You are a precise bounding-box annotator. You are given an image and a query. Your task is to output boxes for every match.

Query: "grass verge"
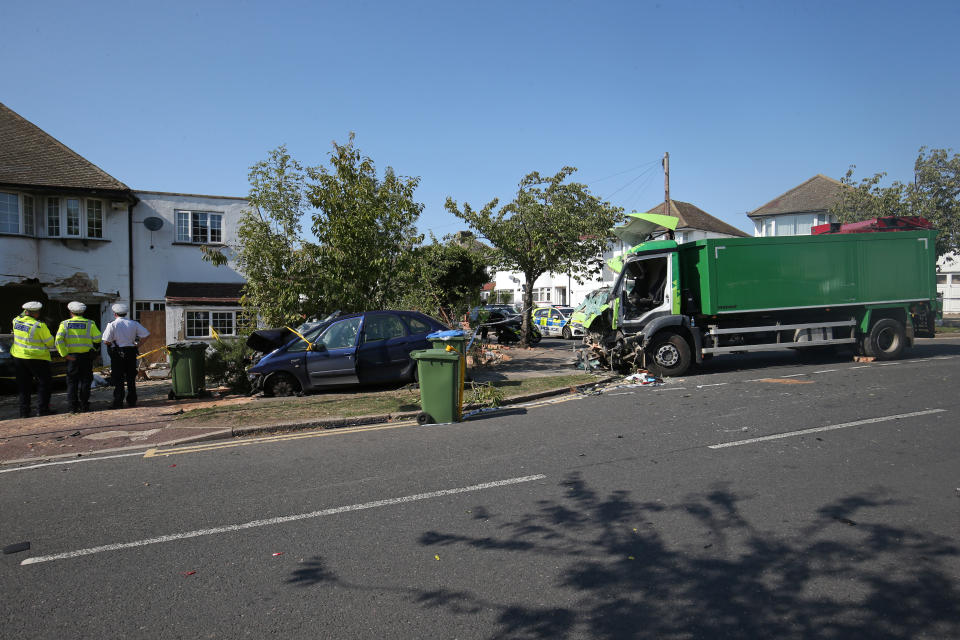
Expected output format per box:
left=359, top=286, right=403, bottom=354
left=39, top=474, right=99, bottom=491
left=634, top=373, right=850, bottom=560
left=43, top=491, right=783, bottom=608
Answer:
left=176, top=373, right=598, bottom=428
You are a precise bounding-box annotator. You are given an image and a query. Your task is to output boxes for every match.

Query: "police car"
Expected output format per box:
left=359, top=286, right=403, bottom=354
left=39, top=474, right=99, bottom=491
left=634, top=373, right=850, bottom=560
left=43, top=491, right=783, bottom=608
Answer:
left=531, top=306, right=584, bottom=339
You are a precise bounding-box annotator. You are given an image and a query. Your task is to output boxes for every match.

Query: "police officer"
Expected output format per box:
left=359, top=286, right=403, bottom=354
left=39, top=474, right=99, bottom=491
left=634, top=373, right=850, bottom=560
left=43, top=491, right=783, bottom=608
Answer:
left=55, top=301, right=102, bottom=413
left=11, top=301, right=56, bottom=418
left=101, top=303, right=150, bottom=409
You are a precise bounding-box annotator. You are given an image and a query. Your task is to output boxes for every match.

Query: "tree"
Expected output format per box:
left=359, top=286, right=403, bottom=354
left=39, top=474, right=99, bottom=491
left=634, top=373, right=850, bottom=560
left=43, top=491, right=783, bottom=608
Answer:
left=307, top=133, right=424, bottom=312
left=446, top=167, right=623, bottom=345
left=204, top=145, right=321, bottom=328
left=400, top=234, right=490, bottom=323
left=831, top=147, right=960, bottom=262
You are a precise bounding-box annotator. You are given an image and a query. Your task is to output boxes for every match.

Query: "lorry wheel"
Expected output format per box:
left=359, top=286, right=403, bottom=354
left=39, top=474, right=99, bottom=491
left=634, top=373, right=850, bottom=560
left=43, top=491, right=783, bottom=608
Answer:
left=864, top=318, right=906, bottom=360
left=646, top=333, right=692, bottom=377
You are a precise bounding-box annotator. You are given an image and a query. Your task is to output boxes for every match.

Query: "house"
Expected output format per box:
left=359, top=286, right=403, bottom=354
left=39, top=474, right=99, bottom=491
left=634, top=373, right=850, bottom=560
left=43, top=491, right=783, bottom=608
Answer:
left=747, top=174, right=845, bottom=237
left=0, top=102, right=247, bottom=358
left=486, top=200, right=749, bottom=308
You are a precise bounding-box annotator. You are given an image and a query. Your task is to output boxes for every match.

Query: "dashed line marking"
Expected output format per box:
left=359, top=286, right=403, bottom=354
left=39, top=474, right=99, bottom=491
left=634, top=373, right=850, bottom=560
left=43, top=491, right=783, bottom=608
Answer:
left=813, top=369, right=838, bottom=374
left=0, top=452, right=145, bottom=474
left=708, top=409, right=947, bottom=449
left=848, top=365, right=871, bottom=369
left=697, top=383, right=728, bottom=389
left=20, top=473, right=547, bottom=565
left=781, top=373, right=807, bottom=378
left=877, top=362, right=900, bottom=366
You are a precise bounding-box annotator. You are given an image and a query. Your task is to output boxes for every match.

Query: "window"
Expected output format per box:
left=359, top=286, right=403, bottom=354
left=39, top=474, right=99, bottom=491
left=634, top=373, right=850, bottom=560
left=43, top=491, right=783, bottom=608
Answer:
left=534, top=287, right=551, bottom=303
left=937, top=274, right=949, bottom=285
left=0, top=192, right=18, bottom=233
left=47, top=197, right=60, bottom=236
left=135, top=301, right=166, bottom=322
left=186, top=311, right=210, bottom=338
left=66, top=198, right=81, bottom=235
left=404, top=314, right=431, bottom=334
left=319, top=317, right=362, bottom=350
left=23, top=196, right=34, bottom=236
left=87, top=200, right=102, bottom=238
left=211, top=312, right=235, bottom=336
left=763, top=218, right=775, bottom=237
left=176, top=210, right=224, bottom=244
left=363, top=314, right=406, bottom=342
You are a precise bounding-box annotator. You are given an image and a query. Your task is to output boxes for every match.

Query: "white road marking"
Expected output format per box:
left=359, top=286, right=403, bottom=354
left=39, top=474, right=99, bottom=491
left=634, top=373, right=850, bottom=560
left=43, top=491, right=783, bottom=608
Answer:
left=655, top=387, right=688, bottom=392
left=877, top=362, right=900, bottom=366
left=813, top=369, right=838, bottom=374
left=781, top=373, right=807, bottom=378
left=607, top=392, right=635, bottom=396
left=0, top=452, right=145, bottom=474
left=848, top=366, right=871, bottom=369
left=20, top=474, right=547, bottom=565
left=708, top=409, right=946, bottom=449
left=697, top=383, right=728, bottom=388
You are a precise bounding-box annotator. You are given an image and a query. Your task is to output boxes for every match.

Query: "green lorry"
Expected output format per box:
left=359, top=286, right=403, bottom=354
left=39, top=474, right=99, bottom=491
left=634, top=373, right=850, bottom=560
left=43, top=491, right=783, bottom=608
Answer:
left=577, top=214, right=940, bottom=376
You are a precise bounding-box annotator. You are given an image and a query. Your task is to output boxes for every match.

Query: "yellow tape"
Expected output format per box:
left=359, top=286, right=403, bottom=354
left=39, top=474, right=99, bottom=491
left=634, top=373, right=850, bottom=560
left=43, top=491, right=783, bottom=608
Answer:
left=285, top=325, right=314, bottom=350
left=136, top=345, right=170, bottom=360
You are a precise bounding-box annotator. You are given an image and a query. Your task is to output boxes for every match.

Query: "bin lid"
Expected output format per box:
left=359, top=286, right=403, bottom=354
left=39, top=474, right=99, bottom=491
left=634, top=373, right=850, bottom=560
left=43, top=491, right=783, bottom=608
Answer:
left=426, top=329, right=465, bottom=340
left=410, top=348, right=461, bottom=361
left=166, top=341, right=209, bottom=350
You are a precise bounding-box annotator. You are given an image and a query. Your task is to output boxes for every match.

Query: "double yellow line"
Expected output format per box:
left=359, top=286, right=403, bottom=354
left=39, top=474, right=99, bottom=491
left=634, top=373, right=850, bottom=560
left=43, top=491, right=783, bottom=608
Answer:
left=143, top=419, right=419, bottom=458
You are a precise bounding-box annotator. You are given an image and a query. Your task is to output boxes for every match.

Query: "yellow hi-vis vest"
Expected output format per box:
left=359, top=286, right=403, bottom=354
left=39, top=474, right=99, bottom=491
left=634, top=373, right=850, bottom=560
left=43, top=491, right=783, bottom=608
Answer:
left=55, top=316, right=102, bottom=356
left=11, top=314, right=54, bottom=361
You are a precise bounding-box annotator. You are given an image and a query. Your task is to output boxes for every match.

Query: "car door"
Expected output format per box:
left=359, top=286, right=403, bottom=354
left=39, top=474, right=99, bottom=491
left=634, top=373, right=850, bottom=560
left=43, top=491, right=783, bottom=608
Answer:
left=548, top=308, right=563, bottom=336
left=304, top=316, right=363, bottom=388
left=532, top=308, right=548, bottom=333
left=357, top=313, right=411, bottom=383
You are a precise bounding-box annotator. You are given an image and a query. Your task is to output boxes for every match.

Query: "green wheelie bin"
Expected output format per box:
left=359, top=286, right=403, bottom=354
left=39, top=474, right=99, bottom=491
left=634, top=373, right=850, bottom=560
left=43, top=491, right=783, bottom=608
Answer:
left=411, top=348, right=463, bottom=424
left=166, top=341, right=209, bottom=399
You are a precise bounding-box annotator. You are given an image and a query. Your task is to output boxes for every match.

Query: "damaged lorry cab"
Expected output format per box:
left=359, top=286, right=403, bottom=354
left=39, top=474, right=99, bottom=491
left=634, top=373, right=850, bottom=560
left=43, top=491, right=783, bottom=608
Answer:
left=578, top=213, right=940, bottom=377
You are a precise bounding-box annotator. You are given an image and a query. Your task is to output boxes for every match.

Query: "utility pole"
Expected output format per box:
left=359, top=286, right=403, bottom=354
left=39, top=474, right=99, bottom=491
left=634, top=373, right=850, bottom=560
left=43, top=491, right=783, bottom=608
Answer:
left=663, top=151, right=671, bottom=216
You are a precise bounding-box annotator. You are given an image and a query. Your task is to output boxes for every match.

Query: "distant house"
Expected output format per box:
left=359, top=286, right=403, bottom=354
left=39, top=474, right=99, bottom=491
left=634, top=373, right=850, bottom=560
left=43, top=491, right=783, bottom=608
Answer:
left=487, top=200, right=749, bottom=308
left=747, top=174, right=845, bottom=236
left=0, top=102, right=247, bottom=359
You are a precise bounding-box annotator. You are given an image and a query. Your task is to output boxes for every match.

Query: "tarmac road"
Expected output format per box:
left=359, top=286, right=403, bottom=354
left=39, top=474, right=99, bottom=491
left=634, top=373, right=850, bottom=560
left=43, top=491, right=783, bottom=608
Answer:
left=2, top=338, right=959, bottom=639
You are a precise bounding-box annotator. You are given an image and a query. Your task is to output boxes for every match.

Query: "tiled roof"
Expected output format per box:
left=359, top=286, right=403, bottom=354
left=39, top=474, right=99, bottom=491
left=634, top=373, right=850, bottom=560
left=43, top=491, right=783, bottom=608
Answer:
left=747, top=174, right=846, bottom=218
left=645, top=200, right=750, bottom=237
left=165, top=282, right=244, bottom=303
left=0, top=102, right=130, bottom=193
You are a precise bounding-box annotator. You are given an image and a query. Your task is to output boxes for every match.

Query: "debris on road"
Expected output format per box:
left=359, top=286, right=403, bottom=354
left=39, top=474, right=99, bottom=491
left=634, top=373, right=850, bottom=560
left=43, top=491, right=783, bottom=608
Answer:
left=3, top=541, right=30, bottom=554
left=272, top=552, right=284, bottom=557
left=182, top=570, right=196, bottom=576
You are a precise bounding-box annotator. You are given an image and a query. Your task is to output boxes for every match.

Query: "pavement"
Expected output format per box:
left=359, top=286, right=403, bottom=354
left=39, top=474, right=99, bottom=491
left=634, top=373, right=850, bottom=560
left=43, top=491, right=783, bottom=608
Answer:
left=0, top=339, right=587, bottom=464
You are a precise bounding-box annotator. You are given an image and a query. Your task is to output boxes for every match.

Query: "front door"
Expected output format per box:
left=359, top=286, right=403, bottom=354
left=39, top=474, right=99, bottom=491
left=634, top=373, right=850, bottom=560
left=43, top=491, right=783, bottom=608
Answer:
left=305, top=316, right=363, bottom=388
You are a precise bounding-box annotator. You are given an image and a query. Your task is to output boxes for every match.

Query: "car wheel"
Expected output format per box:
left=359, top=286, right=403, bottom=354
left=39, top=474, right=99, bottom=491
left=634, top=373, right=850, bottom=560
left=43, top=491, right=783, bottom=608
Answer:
left=645, top=332, right=691, bottom=377
left=264, top=372, right=300, bottom=397
left=562, top=326, right=572, bottom=340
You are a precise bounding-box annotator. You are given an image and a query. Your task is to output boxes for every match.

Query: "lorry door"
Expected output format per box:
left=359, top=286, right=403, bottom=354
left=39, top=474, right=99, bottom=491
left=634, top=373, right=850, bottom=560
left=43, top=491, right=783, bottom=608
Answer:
left=618, top=254, right=673, bottom=329
left=305, top=316, right=362, bottom=387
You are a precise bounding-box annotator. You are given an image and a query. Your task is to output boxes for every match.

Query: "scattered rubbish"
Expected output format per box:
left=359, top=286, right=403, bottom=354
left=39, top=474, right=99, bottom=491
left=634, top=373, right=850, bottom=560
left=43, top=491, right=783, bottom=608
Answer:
left=91, top=373, right=110, bottom=388
left=182, top=570, right=196, bottom=576
left=853, top=356, right=876, bottom=363
left=169, top=464, right=177, bottom=468
left=272, top=552, right=284, bottom=557
left=836, top=517, right=857, bottom=526
left=144, top=483, right=150, bottom=486
left=703, top=543, right=713, bottom=549
left=617, top=435, right=623, bottom=439
left=816, top=437, right=823, bottom=441
left=434, top=555, right=440, bottom=561
left=578, top=453, right=585, bottom=457
left=3, top=541, right=30, bottom=555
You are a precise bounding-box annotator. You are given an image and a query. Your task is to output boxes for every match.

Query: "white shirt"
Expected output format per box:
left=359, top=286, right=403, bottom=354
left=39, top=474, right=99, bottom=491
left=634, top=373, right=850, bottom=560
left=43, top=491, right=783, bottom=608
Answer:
left=102, top=316, right=150, bottom=347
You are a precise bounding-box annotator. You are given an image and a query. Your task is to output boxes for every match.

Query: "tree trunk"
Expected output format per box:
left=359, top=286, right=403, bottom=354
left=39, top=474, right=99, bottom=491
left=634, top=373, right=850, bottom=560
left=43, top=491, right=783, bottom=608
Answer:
left=521, top=271, right=537, bottom=347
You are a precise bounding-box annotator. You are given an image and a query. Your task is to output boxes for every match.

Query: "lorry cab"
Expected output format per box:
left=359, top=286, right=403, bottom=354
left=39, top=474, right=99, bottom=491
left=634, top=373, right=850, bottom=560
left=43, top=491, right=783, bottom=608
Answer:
left=615, top=247, right=675, bottom=330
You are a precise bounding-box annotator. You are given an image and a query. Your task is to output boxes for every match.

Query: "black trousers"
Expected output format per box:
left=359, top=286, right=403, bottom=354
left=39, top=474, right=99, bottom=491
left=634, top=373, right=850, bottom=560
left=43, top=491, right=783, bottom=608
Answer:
left=111, top=347, right=140, bottom=407
left=66, top=352, right=95, bottom=410
left=15, top=358, right=52, bottom=417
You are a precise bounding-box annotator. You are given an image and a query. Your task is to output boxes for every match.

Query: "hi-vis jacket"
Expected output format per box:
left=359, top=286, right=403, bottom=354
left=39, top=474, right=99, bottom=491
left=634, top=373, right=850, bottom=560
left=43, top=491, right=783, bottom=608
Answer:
left=55, top=316, right=102, bottom=356
left=11, top=314, right=55, bottom=361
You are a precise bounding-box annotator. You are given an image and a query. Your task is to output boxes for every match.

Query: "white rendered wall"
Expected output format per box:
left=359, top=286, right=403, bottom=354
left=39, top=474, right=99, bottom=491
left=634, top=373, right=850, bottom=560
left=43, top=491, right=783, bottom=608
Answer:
left=131, top=192, right=247, bottom=302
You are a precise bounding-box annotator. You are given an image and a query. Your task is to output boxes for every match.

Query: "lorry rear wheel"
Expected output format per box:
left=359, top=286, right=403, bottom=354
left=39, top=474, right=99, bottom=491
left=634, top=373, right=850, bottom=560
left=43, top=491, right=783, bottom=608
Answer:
left=646, top=333, right=691, bottom=377
left=864, top=318, right=906, bottom=360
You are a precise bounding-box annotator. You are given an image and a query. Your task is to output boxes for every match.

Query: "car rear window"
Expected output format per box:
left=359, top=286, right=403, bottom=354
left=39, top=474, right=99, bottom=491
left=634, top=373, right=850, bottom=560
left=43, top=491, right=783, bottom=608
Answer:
left=405, top=314, right=433, bottom=335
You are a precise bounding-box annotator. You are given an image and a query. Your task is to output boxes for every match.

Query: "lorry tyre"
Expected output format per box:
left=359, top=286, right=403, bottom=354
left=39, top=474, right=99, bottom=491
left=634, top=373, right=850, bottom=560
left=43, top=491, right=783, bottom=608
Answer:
left=864, top=318, right=906, bottom=360
left=646, top=332, right=691, bottom=377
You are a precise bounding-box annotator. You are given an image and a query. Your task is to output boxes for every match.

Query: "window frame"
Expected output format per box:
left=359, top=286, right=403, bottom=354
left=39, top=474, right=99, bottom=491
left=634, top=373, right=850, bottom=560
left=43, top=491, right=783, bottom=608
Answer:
left=185, top=308, right=243, bottom=339
left=0, top=192, right=20, bottom=234
left=175, top=209, right=225, bottom=245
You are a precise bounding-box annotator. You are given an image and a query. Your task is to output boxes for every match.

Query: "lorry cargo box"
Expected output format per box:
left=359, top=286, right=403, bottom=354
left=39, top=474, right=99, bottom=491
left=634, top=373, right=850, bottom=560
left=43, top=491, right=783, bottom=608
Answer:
left=680, top=230, right=938, bottom=316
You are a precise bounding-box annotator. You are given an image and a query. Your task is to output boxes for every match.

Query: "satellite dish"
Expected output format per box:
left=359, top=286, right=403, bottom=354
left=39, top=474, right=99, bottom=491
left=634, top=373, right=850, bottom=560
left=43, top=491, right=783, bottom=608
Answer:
left=143, top=217, right=164, bottom=231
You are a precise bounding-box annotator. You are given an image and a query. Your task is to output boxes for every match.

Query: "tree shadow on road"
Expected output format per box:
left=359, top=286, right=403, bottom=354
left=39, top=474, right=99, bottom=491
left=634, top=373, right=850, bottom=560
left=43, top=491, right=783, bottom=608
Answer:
left=414, top=473, right=960, bottom=639
left=285, top=473, right=960, bottom=638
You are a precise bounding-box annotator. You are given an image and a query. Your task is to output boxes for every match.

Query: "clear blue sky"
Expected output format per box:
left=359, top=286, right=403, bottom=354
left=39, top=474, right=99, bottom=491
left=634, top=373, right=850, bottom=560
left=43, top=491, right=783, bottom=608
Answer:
left=5, top=0, right=959, bottom=237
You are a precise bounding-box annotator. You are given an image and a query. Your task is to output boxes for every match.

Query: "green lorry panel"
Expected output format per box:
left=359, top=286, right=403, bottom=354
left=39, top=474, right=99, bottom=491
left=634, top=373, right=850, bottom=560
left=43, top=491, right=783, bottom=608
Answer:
left=671, top=253, right=680, bottom=315
left=682, top=231, right=937, bottom=316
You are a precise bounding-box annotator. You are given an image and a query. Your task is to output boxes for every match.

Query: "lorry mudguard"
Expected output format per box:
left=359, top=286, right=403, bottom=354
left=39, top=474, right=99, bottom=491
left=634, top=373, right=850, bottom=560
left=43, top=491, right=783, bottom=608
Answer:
left=640, top=315, right=703, bottom=363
